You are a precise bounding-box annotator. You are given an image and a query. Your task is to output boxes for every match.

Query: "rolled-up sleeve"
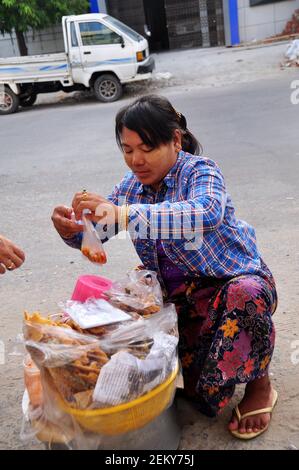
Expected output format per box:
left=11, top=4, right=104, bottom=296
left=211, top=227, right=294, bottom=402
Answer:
left=127, top=166, right=226, bottom=242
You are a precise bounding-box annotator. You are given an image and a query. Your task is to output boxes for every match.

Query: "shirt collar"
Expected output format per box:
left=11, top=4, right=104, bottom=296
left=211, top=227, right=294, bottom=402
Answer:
left=136, top=150, right=185, bottom=195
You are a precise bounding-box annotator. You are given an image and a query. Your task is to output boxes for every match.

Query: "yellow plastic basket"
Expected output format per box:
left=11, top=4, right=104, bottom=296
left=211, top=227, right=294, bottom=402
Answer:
left=58, top=363, right=179, bottom=436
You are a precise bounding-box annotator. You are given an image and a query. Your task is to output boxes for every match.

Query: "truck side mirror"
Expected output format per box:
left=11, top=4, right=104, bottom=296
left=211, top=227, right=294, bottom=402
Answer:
left=120, top=36, right=125, bottom=48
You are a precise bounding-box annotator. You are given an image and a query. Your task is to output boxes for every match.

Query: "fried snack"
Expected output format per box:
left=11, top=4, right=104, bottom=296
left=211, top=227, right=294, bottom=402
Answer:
left=24, top=311, right=72, bottom=342
left=125, top=338, right=154, bottom=359
left=107, top=296, right=160, bottom=317
left=81, top=247, right=107, bottom=265
left=47, top=347, right=109, bottom=404
left=105, top=270, right=162, bottom=317
left=24, top=312, right=109, bottom=407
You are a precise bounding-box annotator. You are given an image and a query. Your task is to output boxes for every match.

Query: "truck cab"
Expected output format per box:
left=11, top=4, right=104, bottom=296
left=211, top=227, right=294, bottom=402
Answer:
left=64, top=14, right=154, bottom=99
left=0, top=13, right=155, bottom=115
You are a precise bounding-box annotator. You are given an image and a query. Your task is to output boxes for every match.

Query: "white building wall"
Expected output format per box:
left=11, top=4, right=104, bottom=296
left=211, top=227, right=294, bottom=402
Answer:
left=238, top=0, right=299, bottom=42
left=0, top=25, right=64, bottom=58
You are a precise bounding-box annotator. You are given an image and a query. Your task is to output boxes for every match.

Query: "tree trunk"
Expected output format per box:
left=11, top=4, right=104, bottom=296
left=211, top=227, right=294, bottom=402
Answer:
left=16, top=30, right=28, bottom=56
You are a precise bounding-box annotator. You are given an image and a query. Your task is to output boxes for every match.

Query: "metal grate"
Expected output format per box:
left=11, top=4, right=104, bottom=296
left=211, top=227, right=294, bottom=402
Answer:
left=207, top=0, right=225, bottom=47
left=165, top=0, right=202, bottom=49
left=106, top=0, right=225, bottom=50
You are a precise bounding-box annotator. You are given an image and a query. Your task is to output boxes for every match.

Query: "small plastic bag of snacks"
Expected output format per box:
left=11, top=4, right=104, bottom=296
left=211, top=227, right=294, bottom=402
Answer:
left=81, top=214, right=107, bottom=265
left=106, top=269, right=163, bottom=316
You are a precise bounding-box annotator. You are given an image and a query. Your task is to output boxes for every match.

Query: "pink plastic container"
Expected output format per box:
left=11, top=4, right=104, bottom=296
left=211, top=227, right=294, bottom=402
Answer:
left=71, top=275, right=113, bottom=303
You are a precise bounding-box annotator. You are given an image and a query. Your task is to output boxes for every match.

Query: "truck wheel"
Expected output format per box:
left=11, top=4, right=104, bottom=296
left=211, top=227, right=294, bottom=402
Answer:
left=20, top=93, right=37, bottom=107
left=0, top=87, right=20, bottom=115
left=93, top=74, right=122, bottom=103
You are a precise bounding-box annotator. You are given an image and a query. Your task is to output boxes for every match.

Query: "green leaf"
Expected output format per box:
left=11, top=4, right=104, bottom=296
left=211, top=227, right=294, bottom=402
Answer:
left=0, top=0, right=89, bottom=37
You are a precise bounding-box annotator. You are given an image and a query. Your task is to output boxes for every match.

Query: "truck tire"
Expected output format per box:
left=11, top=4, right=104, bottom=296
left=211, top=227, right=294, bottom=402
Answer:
left=20, top=93, right=37, bottom=107
left=93, top=74, right=122, bottom=103
left=0, top=86, right=20, bottom=115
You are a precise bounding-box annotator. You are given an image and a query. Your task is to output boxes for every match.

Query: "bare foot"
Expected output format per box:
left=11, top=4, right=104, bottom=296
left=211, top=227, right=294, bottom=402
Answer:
left=228, top=375, right=276, bottom=435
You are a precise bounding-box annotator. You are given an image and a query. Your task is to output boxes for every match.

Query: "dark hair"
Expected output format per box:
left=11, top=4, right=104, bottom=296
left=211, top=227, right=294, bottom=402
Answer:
left=115, top=94, right=202, bottom=155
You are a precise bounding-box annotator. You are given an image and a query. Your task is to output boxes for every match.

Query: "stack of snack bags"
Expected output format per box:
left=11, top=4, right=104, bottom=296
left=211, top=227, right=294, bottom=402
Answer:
left=21, top=269, right=179, bottom=449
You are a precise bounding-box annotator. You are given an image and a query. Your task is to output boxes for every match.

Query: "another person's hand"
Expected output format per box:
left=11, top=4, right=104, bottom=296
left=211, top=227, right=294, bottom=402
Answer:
left=0, top=235, right=25, bottom=274
left=72, top=192, right=120, bottom=225
left=51, top=205, right=83, bottom=239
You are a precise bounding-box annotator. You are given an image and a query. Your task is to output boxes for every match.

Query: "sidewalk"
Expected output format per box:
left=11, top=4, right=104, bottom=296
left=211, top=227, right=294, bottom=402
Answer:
left=37, top=41, right=296, bottom=106
left=151, top=41, right=294, bottom=89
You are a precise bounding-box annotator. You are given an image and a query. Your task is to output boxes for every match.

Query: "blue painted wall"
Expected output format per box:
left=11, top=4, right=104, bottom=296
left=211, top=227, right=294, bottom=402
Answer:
left=229, top=0, right=240, bottom=45
left=90, top=0, right=100, bottom=13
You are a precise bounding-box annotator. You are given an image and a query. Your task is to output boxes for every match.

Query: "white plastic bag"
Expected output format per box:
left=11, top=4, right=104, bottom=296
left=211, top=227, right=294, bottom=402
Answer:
left=285, top=39, right=299, bottom=61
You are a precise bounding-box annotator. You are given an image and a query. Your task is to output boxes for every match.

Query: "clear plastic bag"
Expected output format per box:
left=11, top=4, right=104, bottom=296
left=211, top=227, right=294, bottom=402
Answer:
left=20, top=304, right=179, bottom=449
left=93, top=332, right=178, bottom=408
left=81, top=214, right=107, bottom=265
left=106, top=269, right=163, bottom=316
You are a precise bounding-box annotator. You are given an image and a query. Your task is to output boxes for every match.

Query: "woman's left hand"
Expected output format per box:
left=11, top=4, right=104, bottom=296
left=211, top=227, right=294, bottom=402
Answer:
left=72, top=191, right=120, bottom=225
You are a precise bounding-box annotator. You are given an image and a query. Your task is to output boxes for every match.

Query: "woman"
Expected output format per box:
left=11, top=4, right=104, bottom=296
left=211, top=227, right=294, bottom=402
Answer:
left=52, top=95, right=278, bottom=440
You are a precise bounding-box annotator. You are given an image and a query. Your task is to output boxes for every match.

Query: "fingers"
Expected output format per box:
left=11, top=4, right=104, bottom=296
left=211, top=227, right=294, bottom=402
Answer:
left=72, top=193, right=107, bottom=220
left=84, top=213, right=105, bottom=224
left=8, top=251, right=24, bottom=269
left=0, top=236, right=25, bottom=272
left=74, top=200, right=106, bottom=221
left=54, top=205, right=73, bottom=219
left=52, top=205, right=83, bottom=238
left=13, top=245, right=25, bottom=262
left=72, top=192, right=91, bottom=216
left=73, top=201, right=95, bottom=220
left=0, top=250, right=23, bottom=271
left=56, top=214, right=82, bottom=232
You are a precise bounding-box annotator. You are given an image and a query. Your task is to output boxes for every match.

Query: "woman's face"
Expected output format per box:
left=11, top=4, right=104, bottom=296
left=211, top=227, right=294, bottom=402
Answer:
left=121, top=127, right=181, bottom=189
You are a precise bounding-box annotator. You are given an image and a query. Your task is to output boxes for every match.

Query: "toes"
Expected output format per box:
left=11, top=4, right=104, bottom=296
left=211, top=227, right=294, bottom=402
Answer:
left=238, top=420, right=247, bottom=434
left=230, top=410, right=272, bottom=436
left=239, top=426, right=247, bottom=434
left=260, top=416, right=270, bottom=429
left=245, top=418, right=254, bottom=433
left=228, top=413, right=239, bottom=431
left=239, top=415, right=270, bottom=434
left=238, top=418, right=256, bottom=434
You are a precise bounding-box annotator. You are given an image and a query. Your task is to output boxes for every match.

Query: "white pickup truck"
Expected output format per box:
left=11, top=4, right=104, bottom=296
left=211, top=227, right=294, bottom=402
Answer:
left=0, top=13, right=155, bottom=115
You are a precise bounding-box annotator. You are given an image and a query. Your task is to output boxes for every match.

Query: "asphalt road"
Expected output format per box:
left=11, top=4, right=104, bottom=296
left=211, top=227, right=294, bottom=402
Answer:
left=0, top=70, right=298, bottom=450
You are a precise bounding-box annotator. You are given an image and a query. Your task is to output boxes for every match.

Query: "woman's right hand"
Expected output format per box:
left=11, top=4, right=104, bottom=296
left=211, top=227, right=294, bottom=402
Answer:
left=51, top=205, right=83, bottom=239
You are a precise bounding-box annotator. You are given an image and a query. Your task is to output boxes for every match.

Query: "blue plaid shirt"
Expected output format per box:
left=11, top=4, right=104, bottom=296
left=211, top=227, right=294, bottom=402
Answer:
left=64, top=151, right=272, bottom=282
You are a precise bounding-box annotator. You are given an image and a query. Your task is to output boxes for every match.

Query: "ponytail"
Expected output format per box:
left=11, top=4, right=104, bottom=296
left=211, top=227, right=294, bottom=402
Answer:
left=116, top=95, right=203, bottom=155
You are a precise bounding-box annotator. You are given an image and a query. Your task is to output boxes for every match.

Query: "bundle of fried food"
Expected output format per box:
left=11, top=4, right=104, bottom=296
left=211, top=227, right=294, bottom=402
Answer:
left=106, top=270, right=163, bottom=317
left=24, top=312, right=109, bottom=409
left=107, top=293, right=160, bottom=317
left=23, top=311, right=156, bottom=409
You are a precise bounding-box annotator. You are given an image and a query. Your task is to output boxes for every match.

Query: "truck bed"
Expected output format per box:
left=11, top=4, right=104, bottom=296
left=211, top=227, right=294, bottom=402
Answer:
left=0, top=52, right=71, bottom=83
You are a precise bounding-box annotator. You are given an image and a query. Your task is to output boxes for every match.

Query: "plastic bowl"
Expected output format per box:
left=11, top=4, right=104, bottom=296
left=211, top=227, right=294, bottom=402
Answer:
left=71, top=275, right=113, bottom=303
left=58, top=363, right=179, bottom=436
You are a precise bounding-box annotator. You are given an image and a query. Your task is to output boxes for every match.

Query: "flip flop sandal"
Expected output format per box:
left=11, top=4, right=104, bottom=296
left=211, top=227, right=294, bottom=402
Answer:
left=230, top=389, right=278, bottom=440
